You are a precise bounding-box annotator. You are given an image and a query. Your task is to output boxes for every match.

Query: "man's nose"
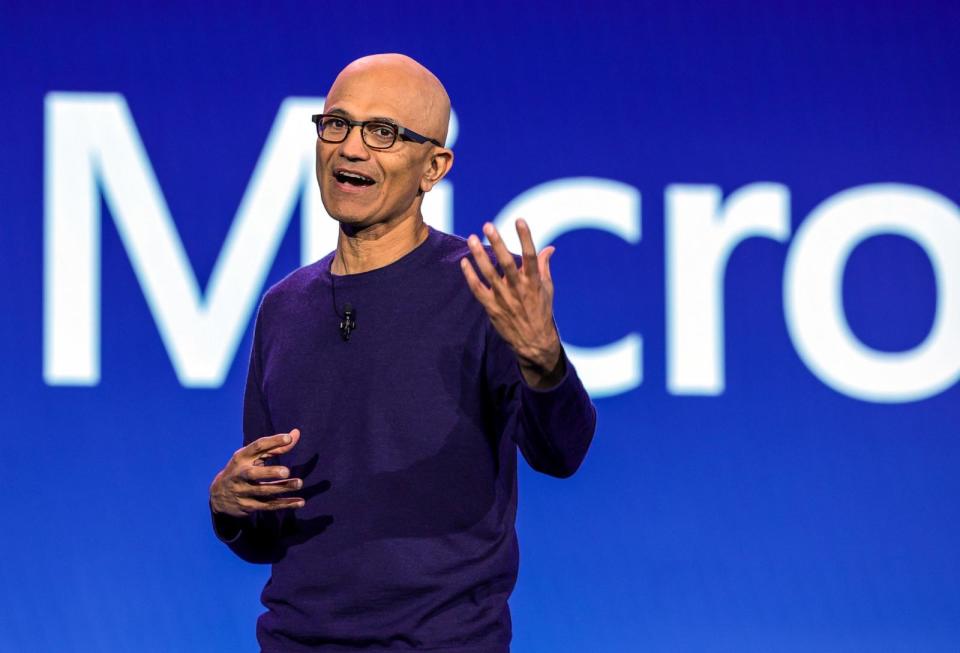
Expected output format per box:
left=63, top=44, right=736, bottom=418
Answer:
left=339, top=125, right=370, bottom=160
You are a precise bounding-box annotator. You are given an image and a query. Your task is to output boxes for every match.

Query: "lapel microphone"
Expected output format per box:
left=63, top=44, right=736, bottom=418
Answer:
left=331, top=255, right=356, bottom=342
left=339, top=303, right=356, bottom=341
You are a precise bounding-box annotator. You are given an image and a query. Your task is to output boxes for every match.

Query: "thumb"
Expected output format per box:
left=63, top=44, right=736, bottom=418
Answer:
left=287, top=428, right=301, bottom=448
left=274, top=428, right=301, bottom=455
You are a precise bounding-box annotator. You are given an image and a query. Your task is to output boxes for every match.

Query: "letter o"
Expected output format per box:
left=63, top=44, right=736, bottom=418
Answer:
left=784, top=184, right=960, bottom=402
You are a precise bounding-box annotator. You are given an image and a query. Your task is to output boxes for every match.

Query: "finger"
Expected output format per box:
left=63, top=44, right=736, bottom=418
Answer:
left=244, top=432, right=292, bottom=460
left=460, top=257, right=495, bottom=308
left=242, top=496, right=305, bottom=512
left=243, top=464, right=291, bottom=482
left=516, top=219, right=540, bottom=281
left=256, top=478, right=302, bottom=487
left=241, top=477, right=303, bottom=497
left=267, top=428, right=300, bottom=456
left=538, top=246, right=556, bottom=285
left=483, top=222, right=519, bottom=286
left=242, top=429, right=300, bottom=462
left=466, top=234, right=503, bottom=288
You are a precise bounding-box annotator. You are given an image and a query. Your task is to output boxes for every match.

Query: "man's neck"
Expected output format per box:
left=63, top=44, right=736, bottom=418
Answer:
left=331, top=213, right=429, bottom=276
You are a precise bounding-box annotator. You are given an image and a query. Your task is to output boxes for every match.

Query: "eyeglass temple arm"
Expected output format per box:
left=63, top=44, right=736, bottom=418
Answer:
left=397, top=126, right=442, bottom=147
left=311, top=114, right=442, bottom=147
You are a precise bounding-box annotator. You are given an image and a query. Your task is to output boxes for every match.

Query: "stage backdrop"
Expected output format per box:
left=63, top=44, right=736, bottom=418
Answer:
left=2, top=2, right=959, bottom=651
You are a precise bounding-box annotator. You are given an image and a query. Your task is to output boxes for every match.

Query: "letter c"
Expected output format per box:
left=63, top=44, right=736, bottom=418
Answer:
left=493, top=177, right=642, bottom=398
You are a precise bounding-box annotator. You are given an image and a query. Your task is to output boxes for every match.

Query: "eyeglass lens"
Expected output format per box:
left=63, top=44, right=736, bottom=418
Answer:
left=319, top=116, right=398, bottom=149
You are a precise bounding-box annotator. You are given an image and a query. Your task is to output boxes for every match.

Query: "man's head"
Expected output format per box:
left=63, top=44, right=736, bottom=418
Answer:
left=316, top=53, right=453, bottom=231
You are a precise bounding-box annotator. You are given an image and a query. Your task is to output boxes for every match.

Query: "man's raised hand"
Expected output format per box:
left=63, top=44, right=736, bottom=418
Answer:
left=460, top=219, right=565, bottom=389
left=209, top=429, right=305, bottom=518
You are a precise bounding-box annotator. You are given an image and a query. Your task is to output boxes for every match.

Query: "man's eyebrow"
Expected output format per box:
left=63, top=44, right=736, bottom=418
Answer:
left=325, top=107, right=400, bottom=124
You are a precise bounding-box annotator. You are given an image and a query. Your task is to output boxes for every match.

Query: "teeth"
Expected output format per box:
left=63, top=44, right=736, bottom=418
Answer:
left=338, top=171, right=372, bottom=182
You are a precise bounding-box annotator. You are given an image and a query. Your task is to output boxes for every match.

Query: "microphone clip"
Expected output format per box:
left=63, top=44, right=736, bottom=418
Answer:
left=339, top=303, right=356, bottom=341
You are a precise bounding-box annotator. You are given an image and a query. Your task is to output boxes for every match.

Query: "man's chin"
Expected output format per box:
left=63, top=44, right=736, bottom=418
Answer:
left=321, top=197, right=379, bottom=228
left=336, top=219, right=371, bottom=237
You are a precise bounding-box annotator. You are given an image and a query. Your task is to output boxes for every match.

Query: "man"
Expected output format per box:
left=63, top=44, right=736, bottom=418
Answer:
left=209, top=53, right=596, bottom=653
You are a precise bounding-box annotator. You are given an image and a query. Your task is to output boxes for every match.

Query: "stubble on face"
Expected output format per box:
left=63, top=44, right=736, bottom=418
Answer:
left=316, top=54, right=452, bottom=235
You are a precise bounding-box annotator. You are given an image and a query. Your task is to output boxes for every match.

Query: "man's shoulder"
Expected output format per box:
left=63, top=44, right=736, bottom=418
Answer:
left=429, top=228, right=516, bottom=269
left=261, top=254, right=333, bottom=308
left=429, top=229, right=472, bottom=267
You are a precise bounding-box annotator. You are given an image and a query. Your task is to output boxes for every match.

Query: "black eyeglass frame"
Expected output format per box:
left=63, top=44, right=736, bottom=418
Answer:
left=311, top=113, right=442, bottom=149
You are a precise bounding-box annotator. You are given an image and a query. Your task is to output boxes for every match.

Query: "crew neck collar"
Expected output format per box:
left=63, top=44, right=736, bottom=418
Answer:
left=323, top=225, right=439, bottom=287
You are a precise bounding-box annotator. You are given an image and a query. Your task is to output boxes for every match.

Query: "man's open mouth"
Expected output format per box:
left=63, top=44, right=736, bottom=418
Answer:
left=334, top=170, right=376, bottom=187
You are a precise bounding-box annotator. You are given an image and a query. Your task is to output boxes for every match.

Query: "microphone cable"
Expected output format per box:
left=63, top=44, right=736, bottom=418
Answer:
left=330, top=257, right=356, bottom=341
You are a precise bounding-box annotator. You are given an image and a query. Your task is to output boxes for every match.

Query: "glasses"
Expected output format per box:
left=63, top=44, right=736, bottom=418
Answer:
left=311, top=113, right=442, bottom=150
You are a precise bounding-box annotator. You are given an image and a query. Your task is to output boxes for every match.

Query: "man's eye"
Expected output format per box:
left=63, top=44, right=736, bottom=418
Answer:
left=369, top=124, right=395, bottom=138
left=324, top=118, right=347, bottom=130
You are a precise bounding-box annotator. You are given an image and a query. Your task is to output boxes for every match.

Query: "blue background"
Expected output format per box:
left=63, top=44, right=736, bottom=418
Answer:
left=2, top=2, right=959, bottom=651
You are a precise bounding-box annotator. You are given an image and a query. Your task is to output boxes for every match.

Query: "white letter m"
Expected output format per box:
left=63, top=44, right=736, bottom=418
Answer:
left=44, top=92, right=328, bottom=387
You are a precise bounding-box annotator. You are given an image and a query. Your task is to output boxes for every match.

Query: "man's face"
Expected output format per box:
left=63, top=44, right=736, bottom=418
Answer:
left=316, top=68, right=440, bottom=230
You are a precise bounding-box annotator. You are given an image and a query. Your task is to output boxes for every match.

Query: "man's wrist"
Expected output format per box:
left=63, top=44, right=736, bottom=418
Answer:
left=210, top=501, right=248, bottom=542
left=518, top=341, right=566, bottom=389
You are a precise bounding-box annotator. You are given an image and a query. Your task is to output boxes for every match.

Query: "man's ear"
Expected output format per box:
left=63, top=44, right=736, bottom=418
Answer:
left=420, top=148, right=454, bottom=193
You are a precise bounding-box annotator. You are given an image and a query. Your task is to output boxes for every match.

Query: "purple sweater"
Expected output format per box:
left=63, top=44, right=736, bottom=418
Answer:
left=213, top=227, right=596, bottom=652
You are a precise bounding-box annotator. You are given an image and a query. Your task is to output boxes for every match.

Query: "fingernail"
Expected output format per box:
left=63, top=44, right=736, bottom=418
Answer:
left=283, top=434, right=291, bottom=444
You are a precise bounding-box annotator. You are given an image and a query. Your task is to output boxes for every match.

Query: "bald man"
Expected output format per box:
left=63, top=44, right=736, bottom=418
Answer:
left=209, top=54, right=596, bottom=653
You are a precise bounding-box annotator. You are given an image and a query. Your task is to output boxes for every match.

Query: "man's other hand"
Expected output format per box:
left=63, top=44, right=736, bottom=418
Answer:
left=460, top=219, right=565, bottom=389
left=209, top=429, right=305, bottom=517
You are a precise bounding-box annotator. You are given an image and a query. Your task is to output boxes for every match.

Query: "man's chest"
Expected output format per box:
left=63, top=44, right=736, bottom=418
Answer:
left=258, top=282, right=492, bottom=478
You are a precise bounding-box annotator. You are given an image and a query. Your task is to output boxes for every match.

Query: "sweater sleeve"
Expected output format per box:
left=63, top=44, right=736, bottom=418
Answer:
left=210, top=299, right=288, bottom=564
left=485, top=323, right=597, bottom=478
